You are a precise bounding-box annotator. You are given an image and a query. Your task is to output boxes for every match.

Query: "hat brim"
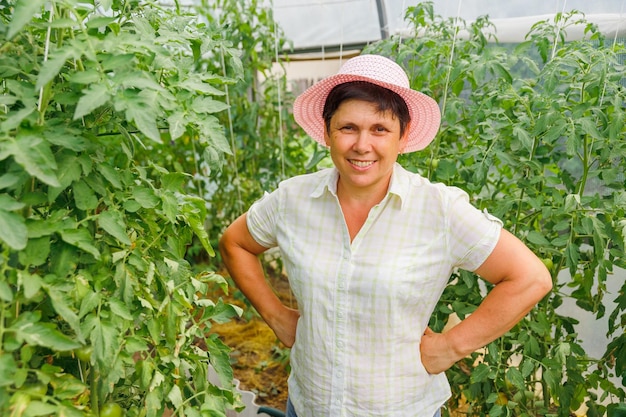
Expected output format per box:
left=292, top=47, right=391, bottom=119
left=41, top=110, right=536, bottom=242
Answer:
left=293, top=73, right=441, bottom=153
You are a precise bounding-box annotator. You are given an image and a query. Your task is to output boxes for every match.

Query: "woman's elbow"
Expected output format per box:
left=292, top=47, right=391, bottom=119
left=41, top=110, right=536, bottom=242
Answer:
left=533, top=260, right=553, bottom=300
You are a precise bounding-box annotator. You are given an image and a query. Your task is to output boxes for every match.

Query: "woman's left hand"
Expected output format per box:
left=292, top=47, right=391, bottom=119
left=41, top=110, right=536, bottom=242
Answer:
left=419, top=327, right=459, bottom=375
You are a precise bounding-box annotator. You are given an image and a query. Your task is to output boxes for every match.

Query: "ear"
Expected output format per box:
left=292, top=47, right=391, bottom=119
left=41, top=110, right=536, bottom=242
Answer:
left=398, top=122, right=410, bottom=153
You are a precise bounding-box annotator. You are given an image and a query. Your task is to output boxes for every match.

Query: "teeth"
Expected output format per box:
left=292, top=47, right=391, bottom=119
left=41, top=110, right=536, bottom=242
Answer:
left=350, top=160, right=374, bottom=167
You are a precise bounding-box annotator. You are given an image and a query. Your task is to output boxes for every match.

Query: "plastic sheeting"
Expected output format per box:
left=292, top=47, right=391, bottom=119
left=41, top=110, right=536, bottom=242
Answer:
left=272, top=0, right=626, bottom=52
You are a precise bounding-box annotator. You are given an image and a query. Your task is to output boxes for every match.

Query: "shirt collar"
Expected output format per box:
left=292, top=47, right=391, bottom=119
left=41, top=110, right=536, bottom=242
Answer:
left=310, top=163, right=411, bottom=209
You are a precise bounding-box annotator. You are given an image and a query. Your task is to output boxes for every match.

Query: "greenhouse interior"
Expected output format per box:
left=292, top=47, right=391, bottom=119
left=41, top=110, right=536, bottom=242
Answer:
left=0, top=0, right=625, bottom=416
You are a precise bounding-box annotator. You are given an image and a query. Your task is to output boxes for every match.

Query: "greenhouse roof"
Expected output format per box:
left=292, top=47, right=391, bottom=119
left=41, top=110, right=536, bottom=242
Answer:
left=270, top=0, right=626, bottom=53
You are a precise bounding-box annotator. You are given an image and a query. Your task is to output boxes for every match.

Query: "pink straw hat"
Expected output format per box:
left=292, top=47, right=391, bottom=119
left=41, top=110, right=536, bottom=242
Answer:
left=293, top=54, right=441, bottom=153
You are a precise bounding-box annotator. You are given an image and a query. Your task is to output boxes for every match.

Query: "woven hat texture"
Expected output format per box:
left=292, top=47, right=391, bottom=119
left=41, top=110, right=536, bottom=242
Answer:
left=293, top=54, right=441, bottom=153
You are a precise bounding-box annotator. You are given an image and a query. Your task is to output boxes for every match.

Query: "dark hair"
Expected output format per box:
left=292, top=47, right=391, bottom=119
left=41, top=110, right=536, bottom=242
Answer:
left=322, top=81, right=411, bottom=137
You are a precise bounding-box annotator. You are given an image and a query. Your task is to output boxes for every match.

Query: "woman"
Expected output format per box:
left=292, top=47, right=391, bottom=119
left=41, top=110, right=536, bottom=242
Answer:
left=218, top=55, right=552, bottom=417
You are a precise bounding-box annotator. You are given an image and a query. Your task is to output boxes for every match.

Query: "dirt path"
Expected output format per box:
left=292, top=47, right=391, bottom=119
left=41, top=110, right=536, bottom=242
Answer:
left=212, top=267, right=294, bottom=411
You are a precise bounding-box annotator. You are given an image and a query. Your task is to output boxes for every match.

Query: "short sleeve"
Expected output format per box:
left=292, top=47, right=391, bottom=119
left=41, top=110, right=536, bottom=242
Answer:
left=446, top=187, right=503, bottom=271
left=246, top=190, right=280, bottom=248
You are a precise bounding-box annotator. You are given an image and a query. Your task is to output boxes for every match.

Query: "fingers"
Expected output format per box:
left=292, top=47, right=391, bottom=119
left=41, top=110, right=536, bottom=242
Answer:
left=423, top=326, right=434, bottom=335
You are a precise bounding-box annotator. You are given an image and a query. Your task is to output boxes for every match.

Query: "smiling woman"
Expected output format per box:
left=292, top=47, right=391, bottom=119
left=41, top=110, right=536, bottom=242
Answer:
left=219, top=54, right=552, bottom=417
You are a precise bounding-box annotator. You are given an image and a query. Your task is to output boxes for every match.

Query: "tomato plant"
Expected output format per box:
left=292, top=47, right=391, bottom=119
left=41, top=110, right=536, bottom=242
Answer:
left=0, top=0, right=248, bottom=415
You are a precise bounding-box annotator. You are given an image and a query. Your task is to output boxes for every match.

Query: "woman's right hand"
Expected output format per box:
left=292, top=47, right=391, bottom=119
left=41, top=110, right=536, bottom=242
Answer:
left=268, top=306, right=300, bottom=347
left=219, top=214, right=300, bottom=347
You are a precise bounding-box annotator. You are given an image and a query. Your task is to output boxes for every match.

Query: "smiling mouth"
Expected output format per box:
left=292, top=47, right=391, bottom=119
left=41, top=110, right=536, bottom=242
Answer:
left=349, top=160, right=375, bottom=168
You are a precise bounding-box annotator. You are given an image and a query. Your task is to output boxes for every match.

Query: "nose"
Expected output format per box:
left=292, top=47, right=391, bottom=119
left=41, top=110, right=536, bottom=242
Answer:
left=352, top=131, right=371, bottom=153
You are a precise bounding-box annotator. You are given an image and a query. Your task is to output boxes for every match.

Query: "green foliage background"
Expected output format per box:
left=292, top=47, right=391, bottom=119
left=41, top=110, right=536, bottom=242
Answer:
left=0, top=0, right=624, bottom=416
left=0, top=0, right=256, bottom=415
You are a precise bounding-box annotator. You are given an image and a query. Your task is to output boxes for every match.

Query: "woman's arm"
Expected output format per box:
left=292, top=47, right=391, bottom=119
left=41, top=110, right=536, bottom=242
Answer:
left=420, top=228, right=553, bottom=374
left=218, top=213, right=299, bottom=347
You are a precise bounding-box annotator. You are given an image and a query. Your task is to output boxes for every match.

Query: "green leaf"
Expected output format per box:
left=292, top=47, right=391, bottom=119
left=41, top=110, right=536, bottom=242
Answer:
left=52, top=374, right=88, bottom=400
left=18, top=236, right=50, bottom=267
left=181, top=198, right=214, bottom=257
left=1, top=106, right=36, bottom=132
left=161, top=191, right=179, bottom=224
left=101, top=53, right=135, bottom=71
left=50, top=155, right=83, bottom=201
left=192, top=97, right=230, bottom=114
left=15, top=321, right=81, bottom=351
left=126, top=103, right=161, bottom=143
left=45, top=129, right=87, bottom=152
left=132, top=186, right=159, bottom=208
left=471, top=363, right=491, bottom=383
left=513, top=126, right=533, bottom=153
left=542, top=368, right=559, bottom=394
left=60, top=228, right=101, bottom=260
left=197, top=116, right=232, bottom=154
left=207, top=300, right=241, bottom=324
left=526, top=230, right=551, bottom=246
left=98, top=164, right=123, bottom=189
left=0, top=172, right=23, bottom=189
left=85, top=16, right=117, bottom=29
left=0, top=193, right=25, bottom=211
left=0, top=354, right=18, bottom=387
left=520, top=359, right=535, bottom=378
left=91, top=317, right=119, bottom=369
left=168, top=112, right=186, bottom=140
left=167, top=385, right=184, bottom=409
left=9, top=135, right=60, bottom=187
left=205, top=334, right=234, bottom=387
left=99, top=0, right=113, bottom=11
left=0, top=281, right=13, bottom=302
left=577, top=118, right=603, bottom=140
left=46, top=286, right=82, bottom=342
left=69, top=69, right=102, bottom=85
left=179, top=78, right=226, bottom=95
left=24, top=401, right=58, bottom=416
left=36, top=47, right=77, bottom=90
left=72, top=180, right=98, bottom=211
left=21, top=271, right=43, bottom=300
left=73, top=83, right=111, bottom=120
left=116, top=71, right=166, bottom=92
left=79, top=291, right=101, bottom=319
left=7, top=0, right=47, bottom=39
left=0, top=209, right=28, bottom=250
left=506, top=367, right=526, bottom=390
left=26, top=216, right=64, bottom=238
left=108, top=298, right=133, bottom=320
left=98, top=210, right=131, bottom=245
left=565, top=243, right=580, bottom=275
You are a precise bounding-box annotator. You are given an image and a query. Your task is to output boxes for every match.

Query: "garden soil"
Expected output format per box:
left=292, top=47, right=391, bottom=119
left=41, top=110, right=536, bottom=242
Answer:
left=212, top=266, right=295, bottom=412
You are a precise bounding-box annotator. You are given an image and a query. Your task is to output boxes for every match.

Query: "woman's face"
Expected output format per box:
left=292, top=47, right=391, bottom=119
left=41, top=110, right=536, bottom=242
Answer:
left=324, top=99, right=408, bottom=196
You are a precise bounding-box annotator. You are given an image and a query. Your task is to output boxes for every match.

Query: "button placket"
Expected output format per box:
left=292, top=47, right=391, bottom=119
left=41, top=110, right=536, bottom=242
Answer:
left=329, top=244, right=351, bottom=415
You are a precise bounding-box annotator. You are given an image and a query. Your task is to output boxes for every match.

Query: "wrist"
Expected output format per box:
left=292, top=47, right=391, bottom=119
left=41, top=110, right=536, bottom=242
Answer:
left=445, top=328, right=475, bottom=362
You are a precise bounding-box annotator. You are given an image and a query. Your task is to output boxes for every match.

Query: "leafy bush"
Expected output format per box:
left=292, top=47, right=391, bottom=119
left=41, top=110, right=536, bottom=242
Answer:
left=365, top=3, right=625, bottom=416
left=0, top=0, right=245, bottom=415
left=192, top=0, right=315, bottom=261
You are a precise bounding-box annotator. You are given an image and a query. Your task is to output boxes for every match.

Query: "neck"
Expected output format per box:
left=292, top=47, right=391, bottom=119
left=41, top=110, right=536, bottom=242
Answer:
left=336, top=176, right=390, bottom=209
